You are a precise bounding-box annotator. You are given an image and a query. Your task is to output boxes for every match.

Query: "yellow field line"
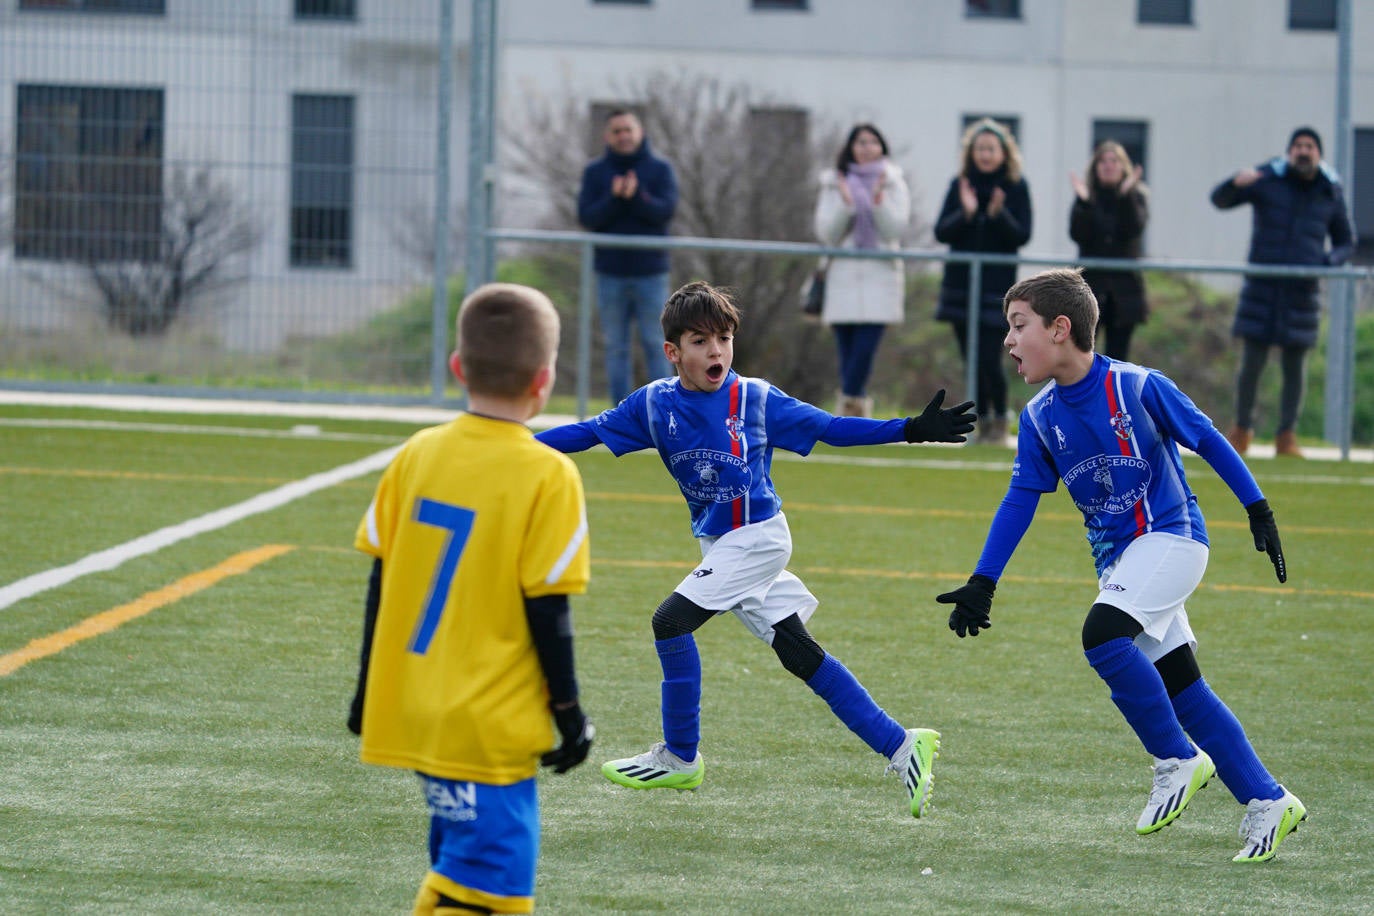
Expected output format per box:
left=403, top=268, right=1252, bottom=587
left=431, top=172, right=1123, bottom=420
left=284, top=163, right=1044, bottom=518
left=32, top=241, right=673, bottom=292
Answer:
left=0, top=544, right=295, bottom=677
left=593, top=558, right=1374, bottom=600
left=303, top=546, right=1374, bottom=601
left=581, top=491, right=1369, bottom=537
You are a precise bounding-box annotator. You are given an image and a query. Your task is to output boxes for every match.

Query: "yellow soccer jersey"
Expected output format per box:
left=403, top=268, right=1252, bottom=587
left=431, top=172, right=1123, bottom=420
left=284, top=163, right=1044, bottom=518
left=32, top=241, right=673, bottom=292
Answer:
left=354, top=413, right=590, bottom=784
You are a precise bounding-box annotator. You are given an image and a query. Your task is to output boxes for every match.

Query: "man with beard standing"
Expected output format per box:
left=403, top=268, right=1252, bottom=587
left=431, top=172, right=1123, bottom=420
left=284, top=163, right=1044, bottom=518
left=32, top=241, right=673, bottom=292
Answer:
left=578, top=109, right=679, bottom=406
left=1211, top=127, right=1353, bottom=458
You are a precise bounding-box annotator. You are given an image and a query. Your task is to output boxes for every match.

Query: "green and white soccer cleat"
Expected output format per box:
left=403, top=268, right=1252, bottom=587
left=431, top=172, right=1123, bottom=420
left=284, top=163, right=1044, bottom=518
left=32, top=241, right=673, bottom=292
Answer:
left=1136, top=750, right=1216, bottom=834
left=887, top=727, right=940, bottom=818
left=1233, top=787, right=1307, bottom=863
left=601, top=742, right=705, bottom=790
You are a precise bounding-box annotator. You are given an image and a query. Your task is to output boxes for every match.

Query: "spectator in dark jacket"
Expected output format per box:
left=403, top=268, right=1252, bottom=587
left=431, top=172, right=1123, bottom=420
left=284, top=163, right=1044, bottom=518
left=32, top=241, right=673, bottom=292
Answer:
left=935, top=118, right=1032, bottom=446
left=1070, top=140, right=1149, bottom=361
left=578, top=110, right=679, bottom=404
left=1211, top=127, right=1354, bottom=458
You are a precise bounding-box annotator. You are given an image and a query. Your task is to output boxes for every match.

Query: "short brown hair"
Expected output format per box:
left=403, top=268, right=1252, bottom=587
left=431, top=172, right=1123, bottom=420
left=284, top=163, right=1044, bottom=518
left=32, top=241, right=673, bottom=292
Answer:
left=660, top=280, right=741, bottom=344
left=1003, top=268, right=1098, bottom=352
left=457, top=283, right=560, bottom=397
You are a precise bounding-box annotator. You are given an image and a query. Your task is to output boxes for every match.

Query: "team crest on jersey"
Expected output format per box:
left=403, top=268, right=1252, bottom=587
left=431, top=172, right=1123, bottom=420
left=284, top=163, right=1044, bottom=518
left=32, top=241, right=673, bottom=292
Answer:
left=1110, top=409, right=1133, bottom=441
left=1063, top=454, right=1150, bottom=516
left=1053, top=425, right=1067, bottom=450
left=724, top=413, right=744, bottom=442
left=669, top=448, right=751, bottom=503
left=667, top=412, right=679, bottom=437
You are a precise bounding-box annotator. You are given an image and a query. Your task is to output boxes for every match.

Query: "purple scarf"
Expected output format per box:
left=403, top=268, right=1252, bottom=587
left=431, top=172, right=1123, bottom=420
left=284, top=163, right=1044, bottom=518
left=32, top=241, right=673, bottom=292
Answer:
left=844, top=159, right=886, bottom=250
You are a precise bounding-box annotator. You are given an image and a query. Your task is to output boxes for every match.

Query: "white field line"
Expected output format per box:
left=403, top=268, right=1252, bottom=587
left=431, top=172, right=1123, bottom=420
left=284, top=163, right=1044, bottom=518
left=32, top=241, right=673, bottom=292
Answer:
left=0, top=445, right=401, bottom=612
left=0, top=416, right=401, bottom=444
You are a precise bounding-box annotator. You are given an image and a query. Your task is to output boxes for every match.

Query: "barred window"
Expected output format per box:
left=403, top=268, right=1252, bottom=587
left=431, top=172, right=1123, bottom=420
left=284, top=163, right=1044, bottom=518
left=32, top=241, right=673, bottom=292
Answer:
left=1289, top=0, right=1336, bottom=30
left=295, top=0, right=357, bottom=21
left=966, top=0, right=1020, bottom=19
left=291, top=94, right=355, bottom=269
left=1138, top=0, right=1191, bottom=25
left=19, top=0, right=165, bottom=12
left=14, top=84, right=164, bottom=261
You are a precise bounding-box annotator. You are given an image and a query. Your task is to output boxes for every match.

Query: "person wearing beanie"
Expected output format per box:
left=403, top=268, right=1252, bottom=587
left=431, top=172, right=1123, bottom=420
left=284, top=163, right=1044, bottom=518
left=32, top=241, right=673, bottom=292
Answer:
left=1211, top=127, right=1353, bottom=458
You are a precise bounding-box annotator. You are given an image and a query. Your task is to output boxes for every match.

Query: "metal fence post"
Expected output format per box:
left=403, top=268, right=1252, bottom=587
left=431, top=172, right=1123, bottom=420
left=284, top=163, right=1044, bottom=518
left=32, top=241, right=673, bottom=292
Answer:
left=965, top=255, right=982, bottom=416
left=578, top=242, right=595, bottom=421
left=428, top=0, right=455, bottom=405
left=1325, top=278, right=1356, bottom=459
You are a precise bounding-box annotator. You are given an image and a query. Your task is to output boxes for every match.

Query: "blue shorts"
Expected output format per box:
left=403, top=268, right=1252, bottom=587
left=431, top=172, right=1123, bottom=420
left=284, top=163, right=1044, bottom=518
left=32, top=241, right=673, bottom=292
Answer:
left=418, top=774, right=539, bottom=905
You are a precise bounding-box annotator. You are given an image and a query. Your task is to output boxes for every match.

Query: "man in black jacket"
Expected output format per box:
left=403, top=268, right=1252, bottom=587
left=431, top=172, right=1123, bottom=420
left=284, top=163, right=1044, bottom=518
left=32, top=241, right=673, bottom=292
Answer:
left=1211, top=127, right=1354, bottom=458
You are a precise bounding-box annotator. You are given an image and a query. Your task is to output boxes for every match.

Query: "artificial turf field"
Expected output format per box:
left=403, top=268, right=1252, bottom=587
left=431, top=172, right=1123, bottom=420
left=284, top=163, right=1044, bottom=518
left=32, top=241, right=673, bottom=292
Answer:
left=1, top=402, right=1370, bottom=913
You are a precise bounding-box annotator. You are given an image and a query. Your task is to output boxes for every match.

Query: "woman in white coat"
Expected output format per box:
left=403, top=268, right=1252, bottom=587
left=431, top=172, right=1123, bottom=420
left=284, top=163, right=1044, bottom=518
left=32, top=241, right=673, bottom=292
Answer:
left=813, top=123, right=911, bottom=417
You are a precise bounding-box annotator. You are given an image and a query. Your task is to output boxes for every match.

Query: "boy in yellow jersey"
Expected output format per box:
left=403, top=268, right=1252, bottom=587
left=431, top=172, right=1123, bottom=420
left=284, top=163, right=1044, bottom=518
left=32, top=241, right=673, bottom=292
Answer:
left=348, top=283, right=595, bottom=915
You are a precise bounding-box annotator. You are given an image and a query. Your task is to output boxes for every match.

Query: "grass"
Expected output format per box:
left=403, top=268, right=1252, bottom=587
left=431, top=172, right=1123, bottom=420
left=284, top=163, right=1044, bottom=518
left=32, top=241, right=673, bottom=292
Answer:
left=1, top=403, right=1371, bottom=913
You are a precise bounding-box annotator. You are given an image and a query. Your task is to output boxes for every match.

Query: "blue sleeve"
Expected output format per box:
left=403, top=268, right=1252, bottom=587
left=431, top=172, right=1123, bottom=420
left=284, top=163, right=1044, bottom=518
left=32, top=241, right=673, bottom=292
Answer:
left=1192, top=427, right=1264, bottom=507
left=818, top=416, right=907, bottom=447
left=1140, top=370, right=1217, bottom=452
left=763, top=388, right=835, bottom=456
left=537, top=388, right=656, bottom=456
left=536, top=421, right=602, bottom=453
left=973, top=486, right=1041, bottom=581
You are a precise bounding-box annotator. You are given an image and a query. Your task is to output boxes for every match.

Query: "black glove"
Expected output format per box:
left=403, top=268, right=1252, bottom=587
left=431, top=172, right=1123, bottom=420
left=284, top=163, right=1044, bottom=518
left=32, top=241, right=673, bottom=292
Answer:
left=937, top=574, right=996, bottom=638
left=1245, top=498, right=1287, bottom=584
left=904, top=389, right=977, bottom=444
left=541, top=702, right=595, bottom=774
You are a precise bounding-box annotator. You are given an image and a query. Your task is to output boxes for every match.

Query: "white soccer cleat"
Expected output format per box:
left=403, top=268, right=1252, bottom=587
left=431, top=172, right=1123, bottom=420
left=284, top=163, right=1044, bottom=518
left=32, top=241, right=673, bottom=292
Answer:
left=1233, top=787, right=1307, bottom=863
left=1136, top=750, right=1216, bottom=834
left=886, top=727, right=940, bottom=818
left=601, top=741, right=704, bottom=790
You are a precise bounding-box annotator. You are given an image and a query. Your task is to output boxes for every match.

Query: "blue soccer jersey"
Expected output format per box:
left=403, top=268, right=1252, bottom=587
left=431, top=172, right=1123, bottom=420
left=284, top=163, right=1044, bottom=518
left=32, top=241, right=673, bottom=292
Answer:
left=544, top=371, right=833, bottom=537
left=1012, top=354, right=1218, bottom=575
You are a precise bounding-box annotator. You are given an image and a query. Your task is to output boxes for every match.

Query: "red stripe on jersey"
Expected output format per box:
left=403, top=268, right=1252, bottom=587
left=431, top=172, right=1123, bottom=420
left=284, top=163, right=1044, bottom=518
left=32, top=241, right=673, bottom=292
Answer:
left=729, top=379, right=743, bottom=529
left=1103, top=369, right=1148, bottom=537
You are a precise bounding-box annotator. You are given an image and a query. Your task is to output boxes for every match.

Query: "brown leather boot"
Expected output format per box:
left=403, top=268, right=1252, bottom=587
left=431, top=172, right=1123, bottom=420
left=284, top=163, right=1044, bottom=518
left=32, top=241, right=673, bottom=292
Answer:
left=1275, top=429, right=1304, bottom=458
left=978, top=414, right=1009, bottom=446
left=840, top=395, right=865, bottom=417
left=1226, top=426, right=1252, bottom=455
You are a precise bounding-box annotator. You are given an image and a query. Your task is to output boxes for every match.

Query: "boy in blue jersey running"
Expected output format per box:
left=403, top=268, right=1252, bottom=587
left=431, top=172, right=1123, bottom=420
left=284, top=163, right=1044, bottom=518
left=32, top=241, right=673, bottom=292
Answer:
left=537, top=280, right=975, bottom=817
left=937, top=268, right=1306, bottom=862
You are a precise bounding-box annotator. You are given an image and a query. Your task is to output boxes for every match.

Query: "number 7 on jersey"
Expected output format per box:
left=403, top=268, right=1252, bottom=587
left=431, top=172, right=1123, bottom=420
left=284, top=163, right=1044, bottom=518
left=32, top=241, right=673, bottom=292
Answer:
left=409, top=497, right=476, bottom=655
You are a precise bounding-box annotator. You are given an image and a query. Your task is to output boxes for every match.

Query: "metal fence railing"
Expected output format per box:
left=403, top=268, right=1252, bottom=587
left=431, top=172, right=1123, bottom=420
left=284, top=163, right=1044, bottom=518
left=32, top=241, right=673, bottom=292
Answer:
left=488, top=228, right=1373, bottom=460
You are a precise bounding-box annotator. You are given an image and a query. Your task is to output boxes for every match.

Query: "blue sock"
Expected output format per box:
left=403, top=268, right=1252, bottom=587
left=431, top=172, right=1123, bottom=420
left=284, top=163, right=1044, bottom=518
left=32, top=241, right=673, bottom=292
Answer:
left=1084, top=638, right=1194, bottom=760
left=1172, top=678, right=1283, bottom=804
left=806, top=654, right=906, bottom=758
left=656, top=635, right=701, bottom=761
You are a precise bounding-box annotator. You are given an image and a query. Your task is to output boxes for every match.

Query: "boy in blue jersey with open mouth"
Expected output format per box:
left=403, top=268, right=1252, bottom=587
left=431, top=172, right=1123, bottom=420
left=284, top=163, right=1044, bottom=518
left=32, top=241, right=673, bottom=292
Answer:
left=538, top=280, right=975, bottom=817
left=937, top=268, right=1306, bottom=862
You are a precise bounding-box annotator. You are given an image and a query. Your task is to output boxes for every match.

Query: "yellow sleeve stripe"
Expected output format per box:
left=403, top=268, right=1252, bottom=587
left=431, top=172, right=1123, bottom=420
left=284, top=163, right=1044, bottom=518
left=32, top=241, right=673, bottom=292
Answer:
left=544, top=508, right=587, bottom=586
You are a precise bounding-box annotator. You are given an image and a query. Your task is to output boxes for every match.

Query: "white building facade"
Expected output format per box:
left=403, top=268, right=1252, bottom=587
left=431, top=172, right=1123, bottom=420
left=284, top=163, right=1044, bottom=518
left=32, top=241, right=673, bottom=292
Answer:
left=1, top=0, right=1369, bottom=350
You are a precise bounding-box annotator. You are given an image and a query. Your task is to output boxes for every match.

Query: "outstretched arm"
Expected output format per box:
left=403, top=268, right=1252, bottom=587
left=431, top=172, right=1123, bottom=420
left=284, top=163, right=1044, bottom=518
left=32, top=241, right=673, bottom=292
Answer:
left=936, top=485, right=1041, bottom=638
left=537, top=421, right=603, bottom=453
left=1193, top=427, right=1286, bottom=583
left=817, top=390, right=976, bottom=447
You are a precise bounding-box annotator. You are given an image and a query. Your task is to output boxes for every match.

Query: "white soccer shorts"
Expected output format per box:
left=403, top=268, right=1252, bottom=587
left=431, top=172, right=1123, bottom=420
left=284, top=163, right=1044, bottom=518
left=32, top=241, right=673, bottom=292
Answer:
left=1095, top=531, right=1207, bottom=662
left=674, top=512, right=818, bottom=644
